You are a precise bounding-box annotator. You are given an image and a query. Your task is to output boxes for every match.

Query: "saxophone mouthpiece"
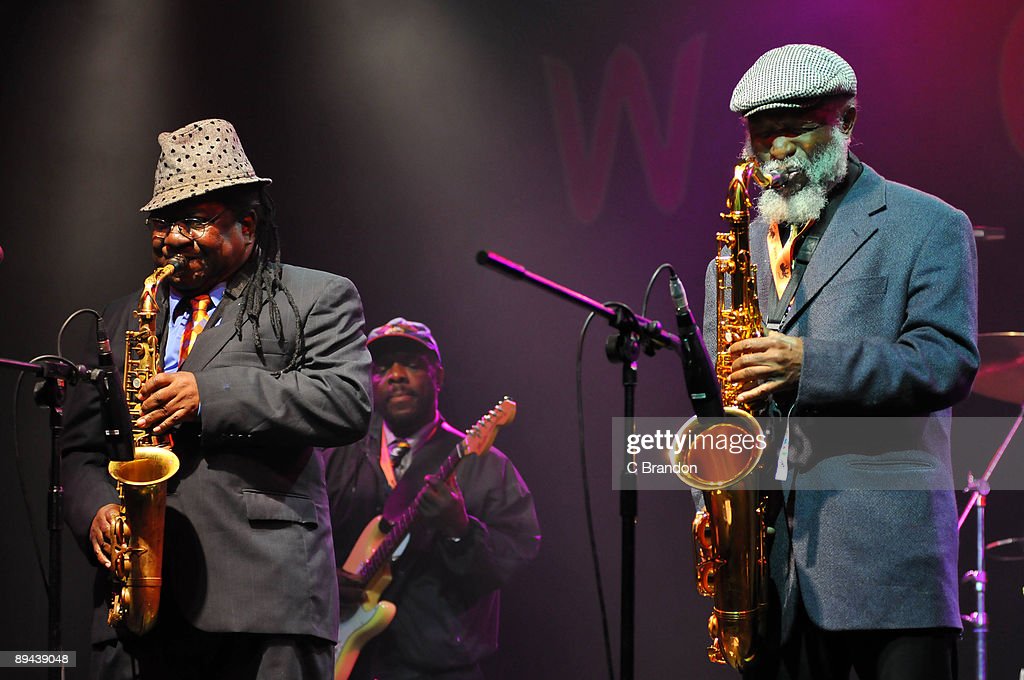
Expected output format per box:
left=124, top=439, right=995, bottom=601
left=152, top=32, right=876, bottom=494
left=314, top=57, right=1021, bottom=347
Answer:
left=764, top=168, right=800, bottom=191
left=169, top=255, right=188, bottom=272
left=742, top=159, right=799, bottom=192
left=745, top=157, right=798, bottom=191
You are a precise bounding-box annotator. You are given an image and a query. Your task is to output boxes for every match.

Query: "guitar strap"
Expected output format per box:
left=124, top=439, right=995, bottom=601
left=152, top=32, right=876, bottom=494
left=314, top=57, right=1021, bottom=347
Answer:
left=379, top=435, right=399, bottom=490
left=381, top=423, right=456, bottom=525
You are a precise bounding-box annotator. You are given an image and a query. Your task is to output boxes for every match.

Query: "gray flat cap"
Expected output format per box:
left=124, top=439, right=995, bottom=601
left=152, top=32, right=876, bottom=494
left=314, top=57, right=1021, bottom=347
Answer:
left=730, top=44, right=857, bottom=117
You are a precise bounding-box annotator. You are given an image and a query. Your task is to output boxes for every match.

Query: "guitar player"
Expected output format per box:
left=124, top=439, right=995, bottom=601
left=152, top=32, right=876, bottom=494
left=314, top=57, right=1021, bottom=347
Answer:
left=321, top=317, right=541, bottom=679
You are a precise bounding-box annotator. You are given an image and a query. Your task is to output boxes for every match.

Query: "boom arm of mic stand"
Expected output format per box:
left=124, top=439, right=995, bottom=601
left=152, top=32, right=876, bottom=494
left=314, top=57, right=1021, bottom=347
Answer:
left=476, top=250, right=681, bottom=354
left=0, top=356, right=90, bottom=383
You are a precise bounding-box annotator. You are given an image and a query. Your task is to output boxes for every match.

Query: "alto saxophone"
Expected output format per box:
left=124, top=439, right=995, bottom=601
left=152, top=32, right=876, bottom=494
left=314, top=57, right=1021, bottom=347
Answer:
left=673, top=160, right=781, bottom=671
left=106, top=257, right=184, bottom=635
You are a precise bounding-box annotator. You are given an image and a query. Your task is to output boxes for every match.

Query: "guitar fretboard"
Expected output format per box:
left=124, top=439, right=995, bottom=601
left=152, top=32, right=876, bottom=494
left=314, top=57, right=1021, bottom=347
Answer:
left=356, top=441, right=467, bottom=582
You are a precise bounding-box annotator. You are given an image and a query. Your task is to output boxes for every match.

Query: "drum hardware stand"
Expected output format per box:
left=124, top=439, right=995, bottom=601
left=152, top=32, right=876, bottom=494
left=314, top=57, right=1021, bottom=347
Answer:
left=958, top=403, right=1024, bottom=680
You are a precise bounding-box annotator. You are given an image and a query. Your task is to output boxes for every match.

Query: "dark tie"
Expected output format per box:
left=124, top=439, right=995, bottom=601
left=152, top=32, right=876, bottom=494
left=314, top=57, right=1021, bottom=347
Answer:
left=390, top=439, right=411, bottom=470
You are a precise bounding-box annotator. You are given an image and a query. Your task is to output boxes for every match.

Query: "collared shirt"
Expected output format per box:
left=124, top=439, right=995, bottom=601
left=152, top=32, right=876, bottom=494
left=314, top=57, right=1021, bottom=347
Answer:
left=382, top=412, right=441, bottom=481
left=162, top=282, right=226, bottom=373
left=765, top=154, right=864, bottom=327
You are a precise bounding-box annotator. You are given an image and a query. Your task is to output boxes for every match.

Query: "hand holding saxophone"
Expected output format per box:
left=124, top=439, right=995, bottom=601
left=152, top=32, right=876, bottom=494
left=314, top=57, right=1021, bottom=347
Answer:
left=89, top=503, right=122, bottom=569
left=728, top=331, right=804, bottom=403
left=135, top=371, right=201, bottom=433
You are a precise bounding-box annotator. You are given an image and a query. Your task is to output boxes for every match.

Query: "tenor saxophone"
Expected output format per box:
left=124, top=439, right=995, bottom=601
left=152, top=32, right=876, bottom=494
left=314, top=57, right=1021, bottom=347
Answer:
left=106, top=257, right=184, bottom=635
left=673, top=160, right=781, bottom=671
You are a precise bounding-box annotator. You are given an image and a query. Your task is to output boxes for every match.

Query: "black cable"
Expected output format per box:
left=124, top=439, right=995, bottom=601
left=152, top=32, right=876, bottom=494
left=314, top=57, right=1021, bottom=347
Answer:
left=576, top=310, right=616, bottom=680
left=57, top=308, right=100, bottom=358
left=641, top=263, right=676, bottom=318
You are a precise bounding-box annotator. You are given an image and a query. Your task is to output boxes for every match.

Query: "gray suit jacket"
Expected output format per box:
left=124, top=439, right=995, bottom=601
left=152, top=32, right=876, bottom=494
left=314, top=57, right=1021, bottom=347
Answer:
left=702, top=160, right=978, bottom=635
left=62, top=262, right=373, bottom=644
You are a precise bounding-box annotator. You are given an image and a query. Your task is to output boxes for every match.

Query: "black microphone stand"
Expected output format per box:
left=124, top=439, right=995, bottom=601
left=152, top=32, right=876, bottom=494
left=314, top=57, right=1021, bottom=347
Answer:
left=477, top=251, right=680, bottom=680
left=0, top=355, right=101, bottom=680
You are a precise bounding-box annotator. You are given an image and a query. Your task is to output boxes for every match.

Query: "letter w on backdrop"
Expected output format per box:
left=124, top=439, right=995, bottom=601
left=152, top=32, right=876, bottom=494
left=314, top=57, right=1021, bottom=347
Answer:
left=544, top=37, right=705, bottom=224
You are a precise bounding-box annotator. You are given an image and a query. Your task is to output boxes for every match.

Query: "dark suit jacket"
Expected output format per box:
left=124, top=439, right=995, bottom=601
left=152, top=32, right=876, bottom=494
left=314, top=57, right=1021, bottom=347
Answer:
left=702, top=160, right=979, bottom=635
left=62, top=261, right=373, bottom=644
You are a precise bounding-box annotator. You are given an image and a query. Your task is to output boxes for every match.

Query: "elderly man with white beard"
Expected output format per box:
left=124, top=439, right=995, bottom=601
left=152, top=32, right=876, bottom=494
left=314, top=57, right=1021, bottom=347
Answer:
left=700, top=45, right=979, bottom=680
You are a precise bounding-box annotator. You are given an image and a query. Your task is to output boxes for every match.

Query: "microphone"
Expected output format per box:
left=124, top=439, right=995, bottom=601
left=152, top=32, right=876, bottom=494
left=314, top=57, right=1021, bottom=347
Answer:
left=96, top=318, right=135, bottom=462
left=669, top=273, right=724, bottom=418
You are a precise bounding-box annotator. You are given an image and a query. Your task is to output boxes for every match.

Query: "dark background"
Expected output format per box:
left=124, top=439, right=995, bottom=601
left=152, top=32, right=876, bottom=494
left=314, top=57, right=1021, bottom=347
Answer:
left=1, top=1, right=1022, bottom=678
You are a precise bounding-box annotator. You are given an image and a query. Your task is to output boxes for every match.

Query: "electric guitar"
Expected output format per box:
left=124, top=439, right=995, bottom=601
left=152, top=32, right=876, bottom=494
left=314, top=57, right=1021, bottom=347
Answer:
left=333, top=398, right=517, bottom=680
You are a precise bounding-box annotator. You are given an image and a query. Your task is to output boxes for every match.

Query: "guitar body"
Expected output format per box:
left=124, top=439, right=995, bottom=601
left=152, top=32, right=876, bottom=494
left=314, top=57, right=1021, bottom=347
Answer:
left=334, top=516, right=396, bottom=680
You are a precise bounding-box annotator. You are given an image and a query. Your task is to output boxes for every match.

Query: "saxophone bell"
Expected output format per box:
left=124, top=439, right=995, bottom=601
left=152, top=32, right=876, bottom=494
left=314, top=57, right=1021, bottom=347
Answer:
left=107, top=447, right=179, bottom=634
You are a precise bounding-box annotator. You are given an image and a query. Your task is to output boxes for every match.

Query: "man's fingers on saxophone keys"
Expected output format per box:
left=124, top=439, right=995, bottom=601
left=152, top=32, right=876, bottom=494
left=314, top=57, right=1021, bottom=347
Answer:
left=729, top=360, right=777, bottom=381
left=728, top=333, right=803, bottom=397
left=151, top=408, right=188, bottom=434
left=138, top=372, right=172, bottom=401
left=727, top=339, right=754, bottom=356
left=91, top=541, right=110, bottom=569
left=137, top=372, right=200, bottom=430
left=729, top=364, right=777, bottom=403
left=736, top=379, right=785, bottom=403
left=90, top=504, right=120, bottom=568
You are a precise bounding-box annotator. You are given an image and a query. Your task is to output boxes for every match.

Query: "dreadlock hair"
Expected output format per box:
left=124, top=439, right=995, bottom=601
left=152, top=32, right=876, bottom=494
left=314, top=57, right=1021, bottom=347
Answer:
left=214, top=184, right=305, bottom=375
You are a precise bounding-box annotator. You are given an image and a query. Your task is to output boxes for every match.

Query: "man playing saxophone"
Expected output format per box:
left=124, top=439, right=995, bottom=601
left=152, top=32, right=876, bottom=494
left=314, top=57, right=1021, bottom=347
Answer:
left=61, top=119, right=372, bottom=679
left=703, top=45, right=978, bottom=679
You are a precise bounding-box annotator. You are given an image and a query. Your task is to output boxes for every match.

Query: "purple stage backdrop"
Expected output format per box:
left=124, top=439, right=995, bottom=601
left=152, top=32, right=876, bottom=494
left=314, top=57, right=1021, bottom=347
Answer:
left=1, top=2, right=1022, bottom=678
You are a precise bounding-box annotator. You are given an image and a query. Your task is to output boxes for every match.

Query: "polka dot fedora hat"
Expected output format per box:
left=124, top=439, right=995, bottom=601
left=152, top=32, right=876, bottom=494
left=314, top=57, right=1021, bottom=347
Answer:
left=140, top=118, right=271, bottom=212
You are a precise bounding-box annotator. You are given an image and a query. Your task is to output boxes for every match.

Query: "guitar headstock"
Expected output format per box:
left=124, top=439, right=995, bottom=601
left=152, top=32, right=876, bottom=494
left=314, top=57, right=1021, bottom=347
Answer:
left=464, top=397, right=516, bottom=457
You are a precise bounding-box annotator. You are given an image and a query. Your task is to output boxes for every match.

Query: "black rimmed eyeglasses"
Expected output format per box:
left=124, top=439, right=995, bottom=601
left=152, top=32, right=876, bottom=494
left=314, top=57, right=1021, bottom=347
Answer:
left=145, top=209, right=228, bottom=239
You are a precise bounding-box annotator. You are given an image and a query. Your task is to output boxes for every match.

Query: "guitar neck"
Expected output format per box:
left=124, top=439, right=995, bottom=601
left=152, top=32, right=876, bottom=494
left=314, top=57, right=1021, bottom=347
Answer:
left=356, top=441, right=467, bottom=582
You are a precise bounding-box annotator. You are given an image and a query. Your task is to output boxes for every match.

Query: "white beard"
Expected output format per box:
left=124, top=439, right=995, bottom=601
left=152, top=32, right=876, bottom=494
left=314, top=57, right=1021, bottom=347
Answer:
left=753, top=128, right=851, bottom=225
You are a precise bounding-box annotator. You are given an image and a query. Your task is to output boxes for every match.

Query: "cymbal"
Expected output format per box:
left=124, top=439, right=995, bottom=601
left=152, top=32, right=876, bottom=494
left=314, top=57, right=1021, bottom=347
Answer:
left=972, top=332, right=1024, bottom=404
left=973, top=225, right=1007, bottom=242
left=986, top=536, right=1024, bottom=561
